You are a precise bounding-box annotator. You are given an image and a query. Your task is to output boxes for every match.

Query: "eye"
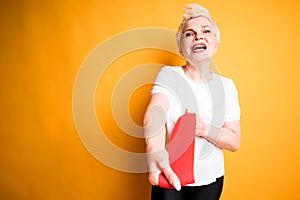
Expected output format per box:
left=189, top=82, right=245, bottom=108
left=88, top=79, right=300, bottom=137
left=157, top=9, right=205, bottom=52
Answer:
left=203, top=29, right=211, bottom=34
left=184, top=31, right=194, bottom=38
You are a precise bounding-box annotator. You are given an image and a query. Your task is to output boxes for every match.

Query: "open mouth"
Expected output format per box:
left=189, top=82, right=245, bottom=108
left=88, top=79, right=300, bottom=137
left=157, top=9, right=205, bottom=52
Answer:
left=193, top=45, right=207, bottom=50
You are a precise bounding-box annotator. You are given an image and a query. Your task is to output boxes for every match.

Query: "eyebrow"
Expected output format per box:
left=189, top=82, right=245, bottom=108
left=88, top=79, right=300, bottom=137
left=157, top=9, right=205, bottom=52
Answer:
left=184, top=25, right=212, bottom=32
left=184, top=29, right=196, bottom=33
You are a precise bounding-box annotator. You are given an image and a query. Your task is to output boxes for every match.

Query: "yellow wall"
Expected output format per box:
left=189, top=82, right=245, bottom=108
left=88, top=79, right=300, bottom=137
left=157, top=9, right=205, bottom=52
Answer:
left=1, top=0, right=300, bottom=199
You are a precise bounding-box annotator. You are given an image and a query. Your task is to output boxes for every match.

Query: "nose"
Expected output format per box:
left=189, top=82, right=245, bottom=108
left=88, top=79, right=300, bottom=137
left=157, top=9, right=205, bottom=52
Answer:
left=195, top=32, right=204, bottom=41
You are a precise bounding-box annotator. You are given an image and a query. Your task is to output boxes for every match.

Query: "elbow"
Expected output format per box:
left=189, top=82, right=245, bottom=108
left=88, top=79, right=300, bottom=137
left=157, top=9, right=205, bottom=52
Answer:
left=229, top=136, right=241, bottom=152
left=230, top=143, right=240, bottom=152
left=216, top=140, right=240, bottom=152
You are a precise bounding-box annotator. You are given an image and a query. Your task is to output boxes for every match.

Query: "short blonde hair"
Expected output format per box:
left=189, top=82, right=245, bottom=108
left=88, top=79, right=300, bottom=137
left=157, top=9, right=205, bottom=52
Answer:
left=177, top=3, right=220, bottom=53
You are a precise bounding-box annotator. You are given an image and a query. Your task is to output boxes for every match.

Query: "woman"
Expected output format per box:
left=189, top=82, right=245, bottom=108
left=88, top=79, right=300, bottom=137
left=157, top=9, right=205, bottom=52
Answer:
left=144, top=3, right=241, bottom=200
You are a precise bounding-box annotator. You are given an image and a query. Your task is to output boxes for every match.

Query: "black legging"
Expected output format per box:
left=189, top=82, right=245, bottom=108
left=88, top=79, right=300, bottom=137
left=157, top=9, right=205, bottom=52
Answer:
left=151, top=176, right=224, bottom=200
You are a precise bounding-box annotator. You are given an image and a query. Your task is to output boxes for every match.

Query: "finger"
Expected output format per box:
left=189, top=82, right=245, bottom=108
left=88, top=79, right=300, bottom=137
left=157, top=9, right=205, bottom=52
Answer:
left=185, top=108, right=189, bottom=114
left=148, top=171, right=160, bottom=185
left=161, top=166, right=181, bottom=191
left=196, top=121, right=207, bottom=136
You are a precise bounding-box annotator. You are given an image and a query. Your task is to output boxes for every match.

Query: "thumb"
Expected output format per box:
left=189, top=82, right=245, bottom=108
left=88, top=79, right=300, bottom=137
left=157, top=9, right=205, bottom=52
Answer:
left=161, top=166, right=181, bottom=191
left=148, top=171, right=160, bottom=186
left=185, top=108, right=189, bottom=114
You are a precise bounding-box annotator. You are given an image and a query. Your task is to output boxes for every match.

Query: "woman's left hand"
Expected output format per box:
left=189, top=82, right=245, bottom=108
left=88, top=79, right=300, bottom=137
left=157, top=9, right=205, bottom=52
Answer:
left=195, top=114, right=209, bottom=137
left=185, top=109, right=208, bottom=138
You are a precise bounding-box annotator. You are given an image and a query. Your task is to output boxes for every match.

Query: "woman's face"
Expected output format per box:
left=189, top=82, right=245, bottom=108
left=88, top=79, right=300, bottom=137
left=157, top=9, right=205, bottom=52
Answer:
left=180, top=17, right=219, bottom=63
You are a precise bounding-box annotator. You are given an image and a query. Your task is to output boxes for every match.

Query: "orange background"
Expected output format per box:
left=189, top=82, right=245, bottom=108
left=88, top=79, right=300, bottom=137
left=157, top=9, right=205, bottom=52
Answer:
left=1, top=0, right=300, bottom=199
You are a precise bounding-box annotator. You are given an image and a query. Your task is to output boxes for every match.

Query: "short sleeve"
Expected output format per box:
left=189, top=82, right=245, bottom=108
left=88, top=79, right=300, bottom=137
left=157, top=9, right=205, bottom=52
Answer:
left=151, top=66, right=176, bottom=100
left=151, top=84, right=172, bottom=100
left=224, top=79, right=241, bottom=121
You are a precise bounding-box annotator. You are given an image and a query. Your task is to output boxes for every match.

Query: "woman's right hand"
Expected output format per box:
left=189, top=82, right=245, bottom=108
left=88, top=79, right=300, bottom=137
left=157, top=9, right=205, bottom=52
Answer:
left=148, top=166, right=181, bottom=191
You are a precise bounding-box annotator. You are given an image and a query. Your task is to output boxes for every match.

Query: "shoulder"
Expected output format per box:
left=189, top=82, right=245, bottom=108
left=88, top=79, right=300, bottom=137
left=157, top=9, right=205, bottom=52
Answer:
left=155, top=66, right=182, bottom=81
left=213, top=73, right=237, bottom=89
left=211, top=73, right=239, bottom=96
left=159, top=66, right=182, bottom=73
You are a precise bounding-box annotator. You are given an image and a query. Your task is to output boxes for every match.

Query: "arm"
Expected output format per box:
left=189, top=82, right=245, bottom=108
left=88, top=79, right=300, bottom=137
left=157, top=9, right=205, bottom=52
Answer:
left=196, top=119, right=241, bottom=152
left=143, top=93, right=181, bottom=190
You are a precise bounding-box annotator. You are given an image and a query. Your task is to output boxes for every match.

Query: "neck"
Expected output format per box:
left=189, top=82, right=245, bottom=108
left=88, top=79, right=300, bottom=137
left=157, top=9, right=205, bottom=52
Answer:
left=184, top=61, right=212, bottom=83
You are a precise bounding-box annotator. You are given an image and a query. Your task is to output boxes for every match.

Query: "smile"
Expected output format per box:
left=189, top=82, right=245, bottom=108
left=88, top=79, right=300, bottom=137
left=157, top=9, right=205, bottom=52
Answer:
left=192, top=43, right=207, bottom=53
left=193, top=45, right=207, bottom=50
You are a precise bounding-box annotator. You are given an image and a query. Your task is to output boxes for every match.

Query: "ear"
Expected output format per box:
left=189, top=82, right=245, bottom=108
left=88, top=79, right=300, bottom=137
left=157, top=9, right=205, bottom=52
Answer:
left=179, top=47, right=184, bottom=56
left=213, top=42, right=220, bottom=54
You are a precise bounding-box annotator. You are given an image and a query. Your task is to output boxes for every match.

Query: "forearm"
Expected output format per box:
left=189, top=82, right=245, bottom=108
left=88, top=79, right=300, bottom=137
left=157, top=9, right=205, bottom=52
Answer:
left=143, top=102, right=169, bottom=171
left=204, top=122, right=241, bottom=152
left=144, top=105, right=167, bottom=152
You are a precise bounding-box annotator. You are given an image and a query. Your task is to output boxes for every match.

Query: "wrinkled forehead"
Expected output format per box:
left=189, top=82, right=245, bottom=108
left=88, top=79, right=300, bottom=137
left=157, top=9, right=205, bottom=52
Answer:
left=183, top=16, right=214, bottom=32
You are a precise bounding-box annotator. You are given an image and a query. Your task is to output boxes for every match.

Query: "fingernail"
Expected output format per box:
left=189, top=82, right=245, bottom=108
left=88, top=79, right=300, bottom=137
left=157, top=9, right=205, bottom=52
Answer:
left=174, top=182, right=181, bottom=191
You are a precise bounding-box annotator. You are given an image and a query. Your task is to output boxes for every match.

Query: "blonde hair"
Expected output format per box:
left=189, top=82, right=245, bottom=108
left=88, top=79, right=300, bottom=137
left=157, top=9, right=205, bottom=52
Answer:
left=177, top=3, right=220, bottom=53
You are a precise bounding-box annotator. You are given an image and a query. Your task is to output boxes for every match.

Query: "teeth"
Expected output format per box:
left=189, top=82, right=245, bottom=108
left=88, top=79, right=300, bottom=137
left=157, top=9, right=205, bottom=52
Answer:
left=194, top=45, right=206, bottom=50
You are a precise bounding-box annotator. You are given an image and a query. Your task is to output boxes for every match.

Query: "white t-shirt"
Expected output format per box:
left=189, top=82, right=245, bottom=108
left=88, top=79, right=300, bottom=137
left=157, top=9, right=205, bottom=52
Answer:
left=151, top=66, right=241, bottom=186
